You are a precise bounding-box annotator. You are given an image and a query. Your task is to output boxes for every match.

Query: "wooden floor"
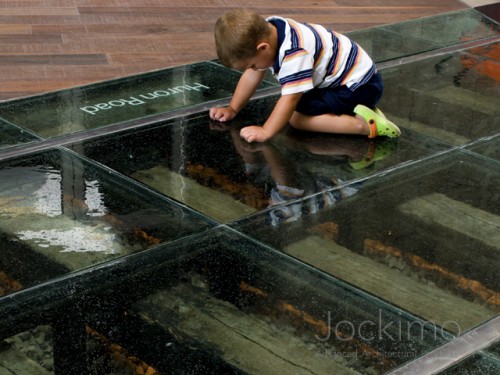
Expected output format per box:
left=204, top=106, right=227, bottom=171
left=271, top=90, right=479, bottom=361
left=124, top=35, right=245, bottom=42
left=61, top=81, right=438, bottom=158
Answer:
left=0, top=0, right=470, bottom=102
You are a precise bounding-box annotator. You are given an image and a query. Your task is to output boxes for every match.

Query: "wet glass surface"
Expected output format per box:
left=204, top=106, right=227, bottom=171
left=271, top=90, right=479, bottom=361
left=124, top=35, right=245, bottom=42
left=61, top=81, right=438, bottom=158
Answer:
left=0, top=148, right=214, bottom=297
left=0, top=8, right=498, bottom=375
left=68, top=95, right=450, bottom=223
left=21, top=228, right=455, bottom=374
left=485, top=339, right=500, bottom=358
left=380, top=41, right=500, bottom=146
left=232, top=151, right=500, bottom=334
left=0, top=325, right=55, bottom=374
left=349, top=9, right=499, bottom=63
left=0, top=119, right=40, bottom=150
left=437, top=352, right=500, bottom=374
left=466, top=134, right=500, bottom=162
left=0, top=61, right=276, bottom=139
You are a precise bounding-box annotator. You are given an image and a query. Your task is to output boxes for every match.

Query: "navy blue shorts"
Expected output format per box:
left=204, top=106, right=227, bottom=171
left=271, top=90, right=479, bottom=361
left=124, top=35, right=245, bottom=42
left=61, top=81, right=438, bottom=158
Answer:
left=295, top=72, right=384, bottom=116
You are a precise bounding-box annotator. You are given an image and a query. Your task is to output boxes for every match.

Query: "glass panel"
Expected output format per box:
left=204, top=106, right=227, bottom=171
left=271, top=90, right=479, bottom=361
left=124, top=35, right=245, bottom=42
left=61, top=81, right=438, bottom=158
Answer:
left=466, top=134, right=500, bottom=162
left=349, top=9, right=500, bottom=63
left=437, top=352, right=500, bottom=374
left=232, top=151, right=500, bottom=334
left=0, top=325, right=55, bottom=374
left=380, top=42, right=500, bottom=145
left=0, top=119, right=40, bottom=150
left=68, top=96, right=449, bottom=223
left=0, top=148, right=214, bottom=297
left=0, top=10, right=498, bottom=373
left=349, top=28, right=442, bottom=63
left=0, top=62, right=276, bottom=139
left=79, top=228, right=450, bottom=374
left=485, top=338, right=500, bottom=358
left=384, top=9, right=499, bottom=48
left=0, top=323, right=164, bottom=374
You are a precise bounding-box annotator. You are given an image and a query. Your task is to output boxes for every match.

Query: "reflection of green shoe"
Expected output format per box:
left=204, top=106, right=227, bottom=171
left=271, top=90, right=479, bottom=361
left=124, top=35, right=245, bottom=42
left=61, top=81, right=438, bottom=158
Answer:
left=354, top=105, right=401, bottom=138
left=349, top=140, right=398, bottom=170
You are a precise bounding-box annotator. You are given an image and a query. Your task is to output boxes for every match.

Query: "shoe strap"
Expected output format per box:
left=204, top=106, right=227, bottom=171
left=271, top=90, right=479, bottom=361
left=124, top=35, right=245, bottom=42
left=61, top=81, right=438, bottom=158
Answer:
left=368, top=119, right=377, bottom=138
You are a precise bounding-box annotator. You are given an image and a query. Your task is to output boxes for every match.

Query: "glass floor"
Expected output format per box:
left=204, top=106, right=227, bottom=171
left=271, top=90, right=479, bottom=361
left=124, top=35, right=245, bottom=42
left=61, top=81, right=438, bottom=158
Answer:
left=0, top=7, right=498, bottom=375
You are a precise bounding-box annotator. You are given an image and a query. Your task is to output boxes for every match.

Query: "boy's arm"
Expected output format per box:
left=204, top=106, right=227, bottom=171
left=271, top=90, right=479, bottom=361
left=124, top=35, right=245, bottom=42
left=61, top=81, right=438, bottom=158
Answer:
left=209, top=69, right=266, bottom=122
left=240, top=92, right=302, bottom=143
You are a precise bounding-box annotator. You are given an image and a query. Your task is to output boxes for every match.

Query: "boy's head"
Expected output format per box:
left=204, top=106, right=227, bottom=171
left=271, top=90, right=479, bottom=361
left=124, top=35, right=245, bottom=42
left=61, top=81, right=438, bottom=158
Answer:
left=214, top=9, right=272, bottom=70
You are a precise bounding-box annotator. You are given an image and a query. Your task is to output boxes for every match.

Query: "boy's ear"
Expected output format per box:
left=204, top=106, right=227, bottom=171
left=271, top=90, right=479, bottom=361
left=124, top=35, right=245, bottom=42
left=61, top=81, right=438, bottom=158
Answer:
left=256, top=42, right=270, bottom=51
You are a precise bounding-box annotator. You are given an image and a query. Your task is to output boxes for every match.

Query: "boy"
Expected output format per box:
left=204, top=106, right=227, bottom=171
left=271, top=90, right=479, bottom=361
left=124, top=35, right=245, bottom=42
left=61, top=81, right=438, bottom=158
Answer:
left=209, top=9, right=400, bottom=143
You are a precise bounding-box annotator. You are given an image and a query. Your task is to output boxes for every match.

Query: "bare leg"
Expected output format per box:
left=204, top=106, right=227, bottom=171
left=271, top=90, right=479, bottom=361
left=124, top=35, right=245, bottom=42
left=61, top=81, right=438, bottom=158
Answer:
left=290, top=112, right=370, bottom=136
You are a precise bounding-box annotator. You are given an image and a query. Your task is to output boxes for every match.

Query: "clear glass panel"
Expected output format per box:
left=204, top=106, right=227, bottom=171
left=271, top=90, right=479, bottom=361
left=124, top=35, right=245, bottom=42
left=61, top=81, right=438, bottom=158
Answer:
left=380, top=42, right=500, bottom=146
left=232, top=151, right=500, bottom=334
left=0, top=325, right=55, bottom=374
left=437, top=352, right=500, bottom=374
left=82, top=228, right=450, bottom=374
left=0, top=61, right=276, bottom=139
left=0, top=323, right=164, bottom=374
left=68, top=96, right=450, bottom=223
left=0, top=119, right=40, bottom=150
left=349, top=9, right=500, bottom=63
left=466, top=134, right=500, bottom=162
left=0, top=8, right=498, bottom=374
left=349, top=28, right=442, bottom=63
left=0, top=148, right=214, bottom=296
left=486, top=339, right=500, bottom=358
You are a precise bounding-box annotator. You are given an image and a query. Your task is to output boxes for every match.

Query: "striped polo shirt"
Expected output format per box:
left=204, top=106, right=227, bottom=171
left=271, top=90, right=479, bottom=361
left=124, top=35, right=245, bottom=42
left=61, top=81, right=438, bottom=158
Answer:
left=267, top=16, right=376, bottom=96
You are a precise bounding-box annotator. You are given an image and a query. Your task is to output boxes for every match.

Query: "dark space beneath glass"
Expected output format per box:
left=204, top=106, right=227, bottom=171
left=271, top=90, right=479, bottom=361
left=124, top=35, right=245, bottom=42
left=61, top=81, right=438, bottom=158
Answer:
left=231, top=151, right=500, bottom=334
left=0, top=228, right=453, bottom=374
left=0, top=7, right=498, bottom=375
left=380, top=41, right=500, bottom=146
left=0, top=148, right=214, bottom=297
left=69, top=95, right=451, bottom=223
left=0, top=119, right=40, bottom=150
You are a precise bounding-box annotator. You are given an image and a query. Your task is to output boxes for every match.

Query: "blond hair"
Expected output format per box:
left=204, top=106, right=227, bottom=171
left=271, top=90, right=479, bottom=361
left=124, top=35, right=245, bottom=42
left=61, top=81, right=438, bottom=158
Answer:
left=214, top=9, right=271, bottom=68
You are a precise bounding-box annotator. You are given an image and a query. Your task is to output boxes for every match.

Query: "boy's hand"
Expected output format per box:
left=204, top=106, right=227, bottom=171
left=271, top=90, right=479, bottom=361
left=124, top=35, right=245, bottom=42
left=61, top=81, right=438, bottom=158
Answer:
left=240, top=126, right=271, bottom=143
left=209, top=106, right=236, bottom=122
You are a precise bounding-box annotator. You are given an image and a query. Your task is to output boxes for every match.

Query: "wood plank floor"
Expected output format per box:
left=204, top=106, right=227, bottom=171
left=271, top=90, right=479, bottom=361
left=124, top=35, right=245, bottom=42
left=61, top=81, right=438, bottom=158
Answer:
left=0, top=0, right=469, bottom=102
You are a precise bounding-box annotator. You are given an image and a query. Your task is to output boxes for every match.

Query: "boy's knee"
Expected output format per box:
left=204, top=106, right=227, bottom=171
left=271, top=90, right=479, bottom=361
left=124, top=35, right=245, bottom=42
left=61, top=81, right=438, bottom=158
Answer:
left=289, top=112, right=303, bottom=129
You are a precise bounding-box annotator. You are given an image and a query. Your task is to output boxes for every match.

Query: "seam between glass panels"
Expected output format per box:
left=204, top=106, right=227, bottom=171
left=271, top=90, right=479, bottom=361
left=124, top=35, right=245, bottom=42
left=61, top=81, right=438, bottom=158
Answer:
left=0, top=86, right=281, bottom=162
left=387, top=315, right=500, bottom=375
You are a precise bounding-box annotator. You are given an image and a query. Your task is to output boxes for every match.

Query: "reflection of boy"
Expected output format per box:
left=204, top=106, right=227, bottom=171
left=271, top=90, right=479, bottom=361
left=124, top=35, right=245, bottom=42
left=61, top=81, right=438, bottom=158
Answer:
left=209, top=9, right=400, bottom=143
left=241, top=141, right=359, bottom=227
left=267, top=179, right=358, bottom=227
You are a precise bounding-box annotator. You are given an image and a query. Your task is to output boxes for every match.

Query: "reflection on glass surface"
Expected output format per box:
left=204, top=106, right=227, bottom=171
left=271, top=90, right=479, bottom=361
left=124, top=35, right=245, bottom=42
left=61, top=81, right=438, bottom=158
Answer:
left=0, top=149, right=213, bottom=297
left=0, top=119, right=40, bottom=150
left=232, top=151, right=500, bottom=333
left=380, top=42, right=500, bottom=145
left=68, top=96, right=449, bottom=223
left=349, top=28, right=441, bottom=63
left=384, top=9, right=499, bottom=46
left=84, top=228, right=448, bottom=374
left=0, top=62, right=275, bottom=139
left=0, top=9, right=498, bottom=373
left=349, top=9, right=499, bottom=63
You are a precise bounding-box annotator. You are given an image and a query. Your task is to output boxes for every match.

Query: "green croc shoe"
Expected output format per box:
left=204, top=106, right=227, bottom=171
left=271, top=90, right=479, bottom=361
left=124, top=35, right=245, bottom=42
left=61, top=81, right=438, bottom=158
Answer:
left=349, top=139, right=398, bottom=170
left=374, top=107, right=385, bottom=118
left=354, top=104, right=401, bottom=138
